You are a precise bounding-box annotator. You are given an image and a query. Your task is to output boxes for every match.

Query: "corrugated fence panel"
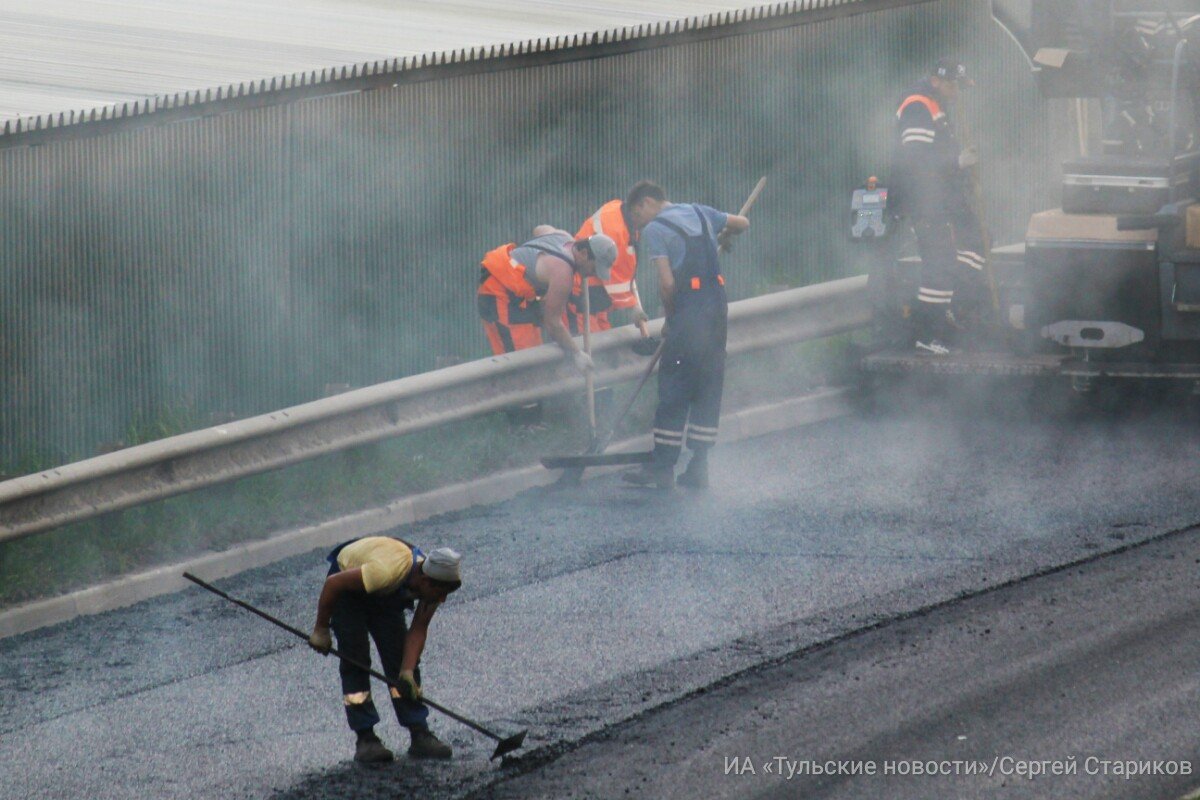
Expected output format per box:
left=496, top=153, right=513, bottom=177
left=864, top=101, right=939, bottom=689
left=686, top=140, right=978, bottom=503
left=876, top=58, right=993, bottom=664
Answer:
left=0, top=0, right=1072, bottom=467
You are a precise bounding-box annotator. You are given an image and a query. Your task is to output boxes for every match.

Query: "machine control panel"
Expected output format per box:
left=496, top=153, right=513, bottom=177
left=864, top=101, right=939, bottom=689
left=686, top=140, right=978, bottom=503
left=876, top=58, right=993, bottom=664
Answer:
left=851, top=179, right=890, bottom=240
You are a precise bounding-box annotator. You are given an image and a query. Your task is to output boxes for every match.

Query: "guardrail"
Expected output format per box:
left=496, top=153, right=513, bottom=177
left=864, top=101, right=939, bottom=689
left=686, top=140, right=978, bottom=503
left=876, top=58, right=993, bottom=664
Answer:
left=0, top=276, right=869, bottom=542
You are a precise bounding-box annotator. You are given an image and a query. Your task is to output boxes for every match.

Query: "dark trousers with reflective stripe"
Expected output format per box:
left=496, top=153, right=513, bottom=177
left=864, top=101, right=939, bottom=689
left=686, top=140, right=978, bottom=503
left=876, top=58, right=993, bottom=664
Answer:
left=913, top=214, right=987, bottom=335
left=329, top=582, right=429, bottom=733
left=913, top=219, right=957, bottom=315
left=652, top=311, right=727, bottom=467
left=950, top=210, right=988, bottom=318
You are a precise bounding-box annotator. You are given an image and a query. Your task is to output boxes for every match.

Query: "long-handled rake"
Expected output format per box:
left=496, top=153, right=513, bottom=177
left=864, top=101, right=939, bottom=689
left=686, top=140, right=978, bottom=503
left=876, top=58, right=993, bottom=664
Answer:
left=182, top=572, right=527, bottom=761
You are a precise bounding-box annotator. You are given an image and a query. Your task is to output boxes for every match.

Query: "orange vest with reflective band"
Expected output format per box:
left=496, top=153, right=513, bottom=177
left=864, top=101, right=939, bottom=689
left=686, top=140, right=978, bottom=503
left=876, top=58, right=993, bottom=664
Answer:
left=896, top=94, right=943, bottom=120
left=478, top=243, right=539, bottom=301
left=576, top=199, right=639, bottom=309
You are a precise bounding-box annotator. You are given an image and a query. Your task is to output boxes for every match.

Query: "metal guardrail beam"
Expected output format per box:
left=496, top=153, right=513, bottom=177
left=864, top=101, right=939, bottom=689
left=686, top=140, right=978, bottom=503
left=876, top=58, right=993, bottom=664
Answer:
left=0, top=276, right=868, bottom=542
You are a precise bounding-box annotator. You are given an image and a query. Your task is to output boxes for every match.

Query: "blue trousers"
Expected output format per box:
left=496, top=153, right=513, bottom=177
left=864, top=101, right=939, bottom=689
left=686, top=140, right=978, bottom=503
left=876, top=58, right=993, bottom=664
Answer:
left=329, top=581, right=429, bottom=733
left=652, top=310, right=727, bottom=466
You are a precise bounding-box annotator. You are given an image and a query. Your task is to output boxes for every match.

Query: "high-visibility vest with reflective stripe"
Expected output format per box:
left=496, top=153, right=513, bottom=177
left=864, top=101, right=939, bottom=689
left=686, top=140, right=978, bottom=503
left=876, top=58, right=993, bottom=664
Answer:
left=478, top=242, right=540, bottom=301
left=576, top=199, right=639, bottom=309
left=896, top=93, right=943, bottom=121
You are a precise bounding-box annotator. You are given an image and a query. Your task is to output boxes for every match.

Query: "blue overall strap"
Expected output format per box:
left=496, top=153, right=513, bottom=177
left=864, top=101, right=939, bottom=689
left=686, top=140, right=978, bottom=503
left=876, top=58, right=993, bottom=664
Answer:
left=399, top=545, right=425, bottom=586
left=647, top=205, right=720, bottom=285
left=397, top=545, right=425, bottom=605
left=326, top=537, right=360, bottom=567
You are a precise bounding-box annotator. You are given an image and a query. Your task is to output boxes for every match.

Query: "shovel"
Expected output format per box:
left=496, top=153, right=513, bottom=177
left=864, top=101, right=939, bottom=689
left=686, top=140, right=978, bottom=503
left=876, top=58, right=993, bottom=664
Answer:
left=182, top=572, right=528, bottom=761
left=581, top=277, right=597, bottom=438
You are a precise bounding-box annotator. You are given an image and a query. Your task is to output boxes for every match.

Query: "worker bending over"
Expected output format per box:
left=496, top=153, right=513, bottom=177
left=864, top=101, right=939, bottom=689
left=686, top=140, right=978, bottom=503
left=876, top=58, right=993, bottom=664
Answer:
left=623, top=197, right=749, bottom=489
left=477, top=227, right=618, bottom=370
left=309, top=537, right=462, bottom=763
left=570, top=180, right=670, bottom=335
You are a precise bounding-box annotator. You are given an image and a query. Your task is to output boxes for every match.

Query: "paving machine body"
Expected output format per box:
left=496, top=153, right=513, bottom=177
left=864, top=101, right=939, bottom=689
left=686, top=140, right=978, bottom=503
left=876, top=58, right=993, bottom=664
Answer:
left=862, top=0, right=1200, bottom=392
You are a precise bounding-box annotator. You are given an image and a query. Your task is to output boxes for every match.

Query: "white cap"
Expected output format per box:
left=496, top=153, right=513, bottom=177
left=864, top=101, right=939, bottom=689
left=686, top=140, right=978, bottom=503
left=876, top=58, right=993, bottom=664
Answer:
left=422, top=547, right=462, bottom=583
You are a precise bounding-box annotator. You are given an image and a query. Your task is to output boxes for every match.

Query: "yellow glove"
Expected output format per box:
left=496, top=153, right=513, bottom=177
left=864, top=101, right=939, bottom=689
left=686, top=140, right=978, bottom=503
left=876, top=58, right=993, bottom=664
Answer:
left=308, top=624, right=332, bottom=655
left=397, top=669, right=422, bottom=702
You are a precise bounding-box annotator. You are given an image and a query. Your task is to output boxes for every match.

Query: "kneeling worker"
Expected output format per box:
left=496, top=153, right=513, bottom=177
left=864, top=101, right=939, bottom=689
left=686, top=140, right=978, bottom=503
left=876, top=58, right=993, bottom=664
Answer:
left=477, top=227, right=619, bottom=369
left=309, top=537, right=463, bottom=763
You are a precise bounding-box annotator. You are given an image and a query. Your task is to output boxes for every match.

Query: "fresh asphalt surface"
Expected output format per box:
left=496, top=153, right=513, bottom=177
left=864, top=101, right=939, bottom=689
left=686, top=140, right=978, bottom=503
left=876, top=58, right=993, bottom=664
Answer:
left=479, top=501, right=1200, bottom=800
left=2, top=384, right=1200, bottom=800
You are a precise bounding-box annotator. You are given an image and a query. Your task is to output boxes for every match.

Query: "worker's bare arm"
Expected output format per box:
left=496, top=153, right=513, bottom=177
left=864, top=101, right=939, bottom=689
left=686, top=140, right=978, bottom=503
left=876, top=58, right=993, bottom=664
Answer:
left=655, top=256, right=676, bottom=318
left=716, top=214, right=750, bottom=252
left=314, top=567, right=366, bottom=629
left=723, top=214, right=750, bottom=235
left=538, top=256, right=580, bottom=354
left=401, top=600, right=439, bottom=672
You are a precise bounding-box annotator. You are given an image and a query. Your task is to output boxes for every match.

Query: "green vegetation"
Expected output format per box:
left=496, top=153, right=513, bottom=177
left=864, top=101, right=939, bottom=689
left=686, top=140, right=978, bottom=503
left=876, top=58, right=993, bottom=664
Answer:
left=0, top=336, right=857, bottom=610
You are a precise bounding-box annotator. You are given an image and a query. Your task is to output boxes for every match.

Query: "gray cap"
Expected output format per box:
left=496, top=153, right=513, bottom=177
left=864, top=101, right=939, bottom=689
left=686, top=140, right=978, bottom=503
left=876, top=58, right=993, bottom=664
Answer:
left=585, top=233, right=617, bottom=280
left=422, top=547, right=462, bottom=583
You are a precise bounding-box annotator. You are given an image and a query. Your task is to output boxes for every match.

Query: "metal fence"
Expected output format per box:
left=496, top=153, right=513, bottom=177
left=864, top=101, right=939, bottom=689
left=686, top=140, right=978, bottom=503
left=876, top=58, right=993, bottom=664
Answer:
left=0, top=0, right=1071, bottom=467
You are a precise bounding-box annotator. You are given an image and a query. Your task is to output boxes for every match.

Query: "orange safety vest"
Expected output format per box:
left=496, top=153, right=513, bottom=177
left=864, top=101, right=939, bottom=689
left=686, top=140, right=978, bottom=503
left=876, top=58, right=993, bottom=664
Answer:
left=896, top=94, right=944, bottom=121
left=478, top=242, right=540, bottom=302
left=576, top=199, right=639, bottom=309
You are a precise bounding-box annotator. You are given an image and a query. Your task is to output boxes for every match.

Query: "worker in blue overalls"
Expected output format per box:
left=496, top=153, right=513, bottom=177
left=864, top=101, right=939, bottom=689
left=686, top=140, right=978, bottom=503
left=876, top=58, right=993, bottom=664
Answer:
left=308, top=536, right=462, bottom=763
left=623, top=198, right=749, bottom=489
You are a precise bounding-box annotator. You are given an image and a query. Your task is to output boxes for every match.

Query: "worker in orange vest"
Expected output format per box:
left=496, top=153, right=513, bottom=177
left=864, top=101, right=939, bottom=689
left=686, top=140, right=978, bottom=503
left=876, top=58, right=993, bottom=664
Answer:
left=476, top=226, right=618, bottom=368
left=569, top=181, right=670, bottom=336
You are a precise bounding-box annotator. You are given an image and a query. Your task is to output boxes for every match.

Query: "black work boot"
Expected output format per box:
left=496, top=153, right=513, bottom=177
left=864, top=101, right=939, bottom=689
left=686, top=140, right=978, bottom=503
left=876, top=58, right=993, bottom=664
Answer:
left=354, top=729, right=394, bottom=763
left=622, top=464, right=674, bottom=489
left=408, top=728, right=453, bottom=759
left=677, top=451, right=709, bottom=489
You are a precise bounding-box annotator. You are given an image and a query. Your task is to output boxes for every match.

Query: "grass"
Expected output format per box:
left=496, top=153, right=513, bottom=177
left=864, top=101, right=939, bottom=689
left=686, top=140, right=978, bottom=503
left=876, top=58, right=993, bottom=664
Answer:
left=0, top=336, right=858, bottom=610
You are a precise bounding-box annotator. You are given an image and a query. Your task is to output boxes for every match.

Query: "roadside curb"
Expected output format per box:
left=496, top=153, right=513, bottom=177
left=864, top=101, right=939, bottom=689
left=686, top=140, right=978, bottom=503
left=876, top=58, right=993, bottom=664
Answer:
left=0, top=387, right=852, bottom=640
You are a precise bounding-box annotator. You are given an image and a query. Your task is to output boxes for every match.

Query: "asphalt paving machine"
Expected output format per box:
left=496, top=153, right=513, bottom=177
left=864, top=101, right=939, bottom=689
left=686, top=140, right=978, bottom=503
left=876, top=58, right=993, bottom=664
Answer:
left=860, top=0, right=1200, bottom=394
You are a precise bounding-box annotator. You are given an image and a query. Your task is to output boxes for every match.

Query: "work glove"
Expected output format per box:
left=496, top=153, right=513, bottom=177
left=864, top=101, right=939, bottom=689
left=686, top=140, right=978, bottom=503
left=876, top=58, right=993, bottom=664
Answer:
left=958, top=146, right=979, bottom=169
left=571, top=350, right=594, bottom=373
left=308, top=624, right=332, bottom=655
left=397, top=669, right=422, bottom=702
